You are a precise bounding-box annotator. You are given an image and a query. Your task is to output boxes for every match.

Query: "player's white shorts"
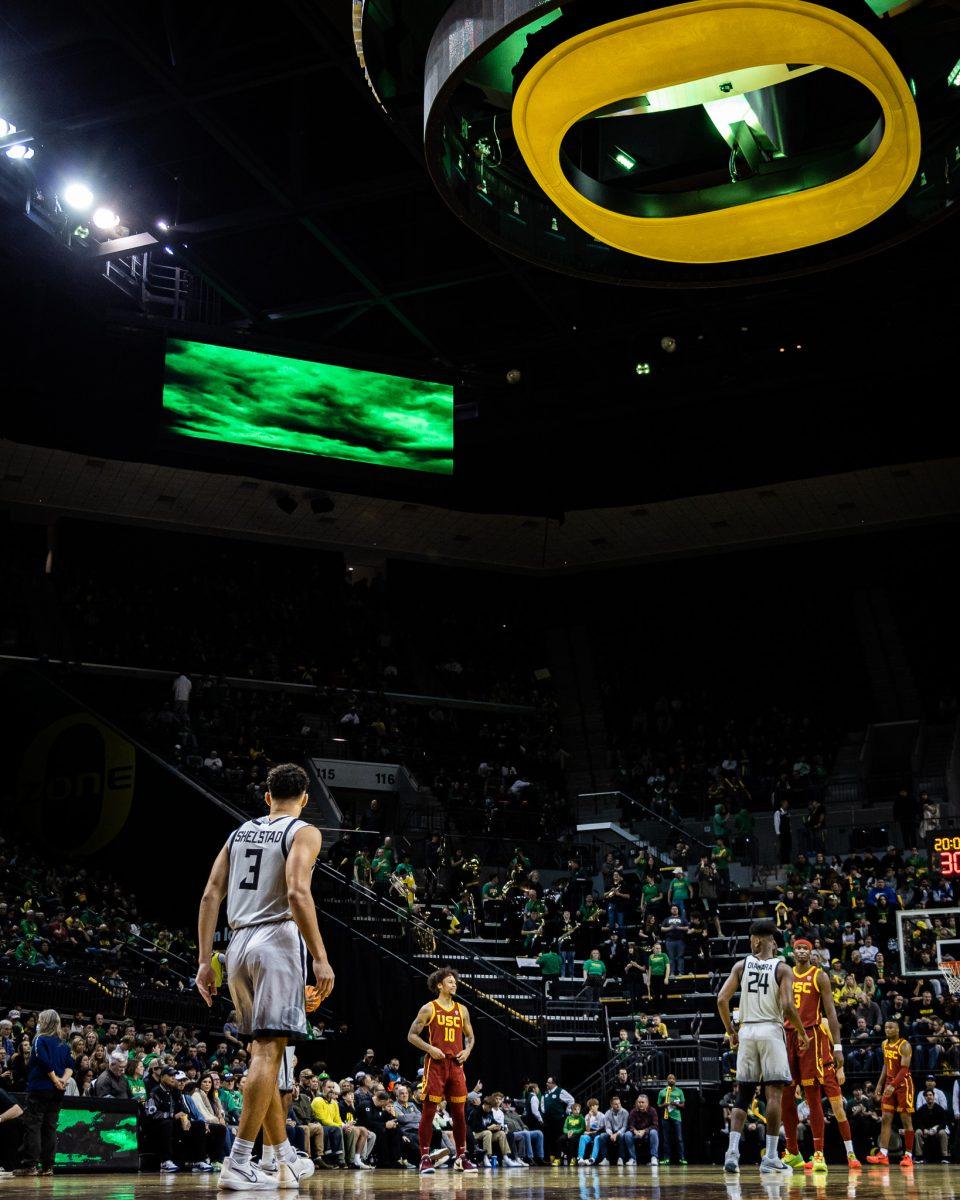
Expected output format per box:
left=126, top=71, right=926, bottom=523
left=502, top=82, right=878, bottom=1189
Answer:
left=736, top=1021, right=791, bottom=1085
left=225, top=919, right=309, bottom=1039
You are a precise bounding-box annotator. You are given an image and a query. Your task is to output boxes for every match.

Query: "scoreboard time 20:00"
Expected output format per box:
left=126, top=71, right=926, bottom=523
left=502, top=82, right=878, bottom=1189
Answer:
left=931, top=835, right=960, bottom=876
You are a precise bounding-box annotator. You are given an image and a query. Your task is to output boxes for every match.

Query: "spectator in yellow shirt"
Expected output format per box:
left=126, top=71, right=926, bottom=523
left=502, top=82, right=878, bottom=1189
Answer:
left=311, top=1082, right=350, bottom=1166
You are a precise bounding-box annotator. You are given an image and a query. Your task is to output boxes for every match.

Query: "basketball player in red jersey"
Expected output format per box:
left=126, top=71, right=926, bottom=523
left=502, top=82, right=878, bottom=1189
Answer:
left=867, top=1019, right=915, bottom=1167
left=408, top=967, right=478, bottom=1175
left=780, top=939, right=855, bottom=1173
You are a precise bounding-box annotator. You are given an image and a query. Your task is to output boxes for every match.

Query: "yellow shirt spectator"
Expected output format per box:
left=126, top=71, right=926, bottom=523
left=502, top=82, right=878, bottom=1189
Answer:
left=311, top=1096, right=343, bottom=1127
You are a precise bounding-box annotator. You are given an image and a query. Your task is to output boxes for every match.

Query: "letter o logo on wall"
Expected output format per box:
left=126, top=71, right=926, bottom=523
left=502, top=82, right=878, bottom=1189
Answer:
left=17, top=712, right=136, bottom=855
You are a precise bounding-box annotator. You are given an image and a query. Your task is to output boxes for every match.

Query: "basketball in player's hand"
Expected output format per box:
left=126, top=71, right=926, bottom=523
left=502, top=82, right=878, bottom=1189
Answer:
left=305, top=985, right=322, bottom=1013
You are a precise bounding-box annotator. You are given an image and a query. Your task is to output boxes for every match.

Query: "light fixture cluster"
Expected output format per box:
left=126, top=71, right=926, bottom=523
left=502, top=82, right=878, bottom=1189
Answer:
left=0, top=115, right=34, bottom=160
left=60, top=180, right=121, bottom=232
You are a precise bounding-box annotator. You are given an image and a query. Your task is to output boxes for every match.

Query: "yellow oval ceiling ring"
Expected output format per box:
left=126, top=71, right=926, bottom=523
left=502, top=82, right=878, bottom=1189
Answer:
left=511, top=0, right=921, bottom=263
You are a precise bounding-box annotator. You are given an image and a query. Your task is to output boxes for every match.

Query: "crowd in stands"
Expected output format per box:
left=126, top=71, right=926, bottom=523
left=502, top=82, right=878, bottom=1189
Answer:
left=0, top=1002, right=693, bottom=1173
left=0, top=835, right=200, bottom=996
left=603, top=689, right=839, bottom=823
left=130, top=671, right=571, bottom=844
left=761, top=845, right=960, bottom=1067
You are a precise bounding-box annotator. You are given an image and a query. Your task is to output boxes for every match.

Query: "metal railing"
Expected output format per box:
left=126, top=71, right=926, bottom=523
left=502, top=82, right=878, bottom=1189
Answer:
left=572, top=1039, right=726, bottom=1100
left=579, top=790, right=711, bottom=851
left=543, top=998, right=603, bottom=1041
left=314, top=860, right=543, bottom=1000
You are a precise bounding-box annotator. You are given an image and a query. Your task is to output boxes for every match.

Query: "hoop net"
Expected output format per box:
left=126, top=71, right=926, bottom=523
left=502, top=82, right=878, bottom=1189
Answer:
left=939, top=960, right=960, bottom=996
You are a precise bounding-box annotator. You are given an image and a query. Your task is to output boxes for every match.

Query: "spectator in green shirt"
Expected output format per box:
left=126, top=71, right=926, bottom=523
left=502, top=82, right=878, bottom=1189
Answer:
left=614, top=1028, right=635, bottom=1062
left=14, top=940, right=38, bottom=966
left=711, top=804, right=730, bottom=839
left=126, top=1060, right=147, bottom=1103
left=733, top=803, right=756, bottom=864
left=218, top=1075, right=243, bottom=1125
left=560, top=1103, right=586, bottom=1165
left=656, top=1075, right=686, bottom=1164
left=646, top=942, right=670, bottom=1003
left=537, top=947, right=562, bottom=999
left=640, top=875, right=662, bottom=916
left=666, top=869, right=690, bottom=920
left=583, top=949, right=607, bottom=1001
left=370, top=853, right=393, bottom=896
left=352, top=851, right=371, bottom=886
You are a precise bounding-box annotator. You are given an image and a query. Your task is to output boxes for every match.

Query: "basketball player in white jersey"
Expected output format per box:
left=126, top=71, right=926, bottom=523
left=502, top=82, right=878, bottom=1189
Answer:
left=196, top=763, right=335, bottom=1190
left=717, top=918, right=808, bottom=1176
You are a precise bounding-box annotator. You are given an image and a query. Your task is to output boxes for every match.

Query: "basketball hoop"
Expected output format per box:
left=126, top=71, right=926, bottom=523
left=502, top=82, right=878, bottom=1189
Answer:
left=939, top=960, right=960, bottom=996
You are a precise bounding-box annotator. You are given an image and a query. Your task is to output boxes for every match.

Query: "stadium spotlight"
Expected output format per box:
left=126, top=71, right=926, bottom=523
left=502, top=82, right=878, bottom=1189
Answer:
left=92, top=206, right=120, bottom=231
left=949, top=58, right=960, bottom=87
left=0, top=117, right=16, bottom=136
left=4, top=144, right=34, bottom=160
left=157, top=219, right=169, bottom=231
left=505, top=368, right=522, bottom=385
left=660, top=336, right=678, bottom=353
left=63, top=182, right=93, bottom=211
left=635, top=362, right=652, bottom=376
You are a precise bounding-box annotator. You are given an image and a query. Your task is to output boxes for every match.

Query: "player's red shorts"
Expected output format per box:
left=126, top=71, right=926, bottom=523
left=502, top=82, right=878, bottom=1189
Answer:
left=786, top=1024, right=834, bottom=1087
left=821, top=1056, right=842, bottom=1100
left=423, top=1054, right=467, bottom=1104
left=881, top=1076, right=915, bottom=1114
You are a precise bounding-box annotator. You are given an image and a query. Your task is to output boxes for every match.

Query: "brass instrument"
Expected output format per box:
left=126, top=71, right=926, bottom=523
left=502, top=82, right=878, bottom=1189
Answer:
left=583, top=904, right=602, bottom=924
left=501, top=862, right=527, bottom=900
left=558, top=921, right=580, bottom=947
left=462, top=856, right=482, bottom=890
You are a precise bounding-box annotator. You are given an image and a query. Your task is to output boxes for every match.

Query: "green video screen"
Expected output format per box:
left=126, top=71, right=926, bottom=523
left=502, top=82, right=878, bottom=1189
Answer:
left=162, top=338, right=454, bottom=475
left=55, top=1104, right=139, bottom=1170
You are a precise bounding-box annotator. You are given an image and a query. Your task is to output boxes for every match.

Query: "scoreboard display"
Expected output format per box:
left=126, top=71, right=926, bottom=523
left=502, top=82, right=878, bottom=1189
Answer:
left=930, top=834, right=960, bottom=877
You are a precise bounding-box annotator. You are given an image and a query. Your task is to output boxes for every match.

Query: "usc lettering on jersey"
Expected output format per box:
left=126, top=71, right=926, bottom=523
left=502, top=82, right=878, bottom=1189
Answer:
left=427, top=1000, right=465, bottom=1058
left=791, top=965, right=824, bottom=1029
left=880, top=1038, right=914, bottom=1113
left=784, top=967, right=833, bottom=1087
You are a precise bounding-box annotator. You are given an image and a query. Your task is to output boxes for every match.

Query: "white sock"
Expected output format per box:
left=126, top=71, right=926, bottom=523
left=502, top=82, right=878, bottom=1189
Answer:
left=843, top=1140, right=855, bottom=1156
left=727, top=1131, right=741, bottom=1156
left=765, top=1135, right=780, bottom=1159
left=279, top=1143, right=298, bottom=1165
left=231, top=1137, right=256, bottom=1167
left=877, top=1147, right=889, bottom=1157
left=261, top=1145, right=278, bottom=1169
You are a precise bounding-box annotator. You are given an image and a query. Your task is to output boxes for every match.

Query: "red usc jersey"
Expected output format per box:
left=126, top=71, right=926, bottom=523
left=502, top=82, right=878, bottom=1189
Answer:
left=880, top=1037, right=914, bottom=1113
left=883, top=1036, right=908, bottom=1076
left=790, top=964, right=824, bottom=1028
left=427, top=999, right=465, bottom=1058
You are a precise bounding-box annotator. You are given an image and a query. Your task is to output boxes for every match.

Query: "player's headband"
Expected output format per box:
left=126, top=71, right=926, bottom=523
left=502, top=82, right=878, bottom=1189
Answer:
left=793, top=938, right=813, bottom=950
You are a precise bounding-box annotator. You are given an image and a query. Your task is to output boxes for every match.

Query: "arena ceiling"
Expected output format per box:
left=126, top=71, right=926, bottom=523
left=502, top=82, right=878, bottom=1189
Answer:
left=3, top=439, right=958, bottom=572
left=0, top=2, right=958, bottom=526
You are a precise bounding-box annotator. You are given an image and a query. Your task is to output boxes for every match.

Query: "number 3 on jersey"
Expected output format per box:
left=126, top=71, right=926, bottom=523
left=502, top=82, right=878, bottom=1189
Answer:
left=239, top=848, right=262, bottom=890
left=747, top=967, right=770, bottom=994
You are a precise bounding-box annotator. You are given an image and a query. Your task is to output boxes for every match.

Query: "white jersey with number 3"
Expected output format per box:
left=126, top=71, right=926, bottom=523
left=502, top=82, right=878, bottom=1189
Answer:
left=739, top=954, right=784, bottom=1023
left=226, top=814, right=308, bottom=930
